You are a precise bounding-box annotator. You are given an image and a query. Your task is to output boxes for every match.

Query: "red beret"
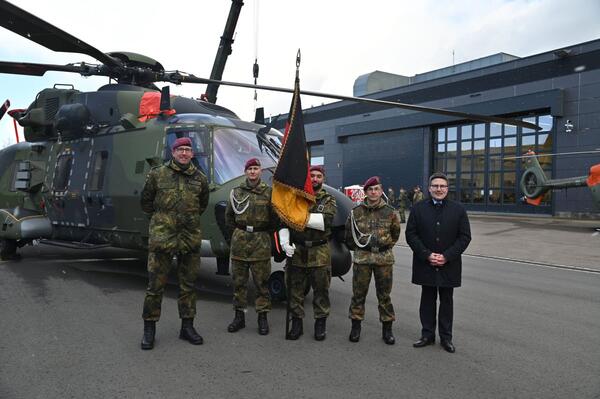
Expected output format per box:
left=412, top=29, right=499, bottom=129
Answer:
left=309, top=165, right=325, bottom=175
left=245, top=157, right=261, bottom=170
left=363, top=176, right=381, bottom=191
left=172, top=137, right=192, bottom=150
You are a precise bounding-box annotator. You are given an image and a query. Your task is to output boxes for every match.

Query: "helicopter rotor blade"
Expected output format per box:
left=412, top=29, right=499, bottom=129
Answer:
left=0, top=99, right=9, bottom=121
left=0, top=0, right=122, bottom=69
left=0, top=60, right=107, bottom=77
left=167, top=74, right=541, bottom=131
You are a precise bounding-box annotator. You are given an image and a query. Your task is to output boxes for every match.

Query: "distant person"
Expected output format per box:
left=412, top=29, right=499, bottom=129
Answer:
left=225, top=158, right=278, bottom=335
left=281, top=165, right=337, bottom=341
left=397, top=186, right=408, bottom=223
left=345, top=176, right=401, bottom=344
left=386, top=187, right=396, bottom=208
left=140, top=137, right=209, bottom=350
left=412, top=185, right=424, bottom=205
left=405, top=172, right=471, bottom=353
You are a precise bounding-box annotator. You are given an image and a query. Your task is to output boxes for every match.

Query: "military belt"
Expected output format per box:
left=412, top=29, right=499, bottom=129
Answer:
left=236, top=224, right=269, bottom=233
left=360, top=244, right=393, bottom=253
left=294, top=239, right=328, bottom=248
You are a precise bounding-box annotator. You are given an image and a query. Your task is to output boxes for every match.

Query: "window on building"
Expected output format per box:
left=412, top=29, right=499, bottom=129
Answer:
left=89, top=151, right=108, bottom=191
left=309, top=142, right=324, bottom=166
left=433, top=114, right=553, bottom=208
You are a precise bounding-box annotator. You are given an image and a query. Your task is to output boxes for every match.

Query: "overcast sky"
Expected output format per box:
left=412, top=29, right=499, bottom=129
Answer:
left=1, top=0, right=599, bottom=148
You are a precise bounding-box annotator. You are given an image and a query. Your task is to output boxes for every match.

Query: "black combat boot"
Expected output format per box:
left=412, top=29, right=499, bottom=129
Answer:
left=141, top=320, right=156, bottom=350
left=349, top=319, right=361, bottom=343
left=228, top=310, right=246, bottom=333
left=382, top=321, right=395, bottom=345
left=287, top=317, right=303, bottom=340
left=179, top=318, right=203, bottom=345
left=257, top=312, right=269, bottom=335
left=314, top=317, right=327, bottom=341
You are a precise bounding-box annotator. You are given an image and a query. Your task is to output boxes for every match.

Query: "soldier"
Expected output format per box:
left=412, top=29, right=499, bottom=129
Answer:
left=279, top=165, right=337, bottom=341
left=225, top=158, right=278, bottom=335
left=412, top=185, right=424, bottom=205
left=140, top=137, right=209, bottom=350
left=397, top=186, right=408, bottom=223
left=345, top=176, right=401, bottom=344
left=386, top=187, right=396, bottom=208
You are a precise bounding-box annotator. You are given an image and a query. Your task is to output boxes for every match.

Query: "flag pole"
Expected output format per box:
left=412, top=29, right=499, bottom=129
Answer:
left=285, top=49, right=302, bottom=339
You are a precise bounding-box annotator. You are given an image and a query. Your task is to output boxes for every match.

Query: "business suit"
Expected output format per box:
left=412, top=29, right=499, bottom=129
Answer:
left=405, top=197, right=471, bottom=343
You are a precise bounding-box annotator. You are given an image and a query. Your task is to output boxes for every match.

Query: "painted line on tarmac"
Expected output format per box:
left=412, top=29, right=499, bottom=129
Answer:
left=394, top=244, right=600, bottom=274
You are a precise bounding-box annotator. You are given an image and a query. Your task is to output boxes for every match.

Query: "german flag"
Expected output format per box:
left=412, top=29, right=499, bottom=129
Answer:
left=272, top=77, right=315, bottom=230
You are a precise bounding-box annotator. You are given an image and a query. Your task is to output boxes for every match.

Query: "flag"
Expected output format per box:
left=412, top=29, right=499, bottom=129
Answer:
left=271, top=77, right=315, bottom=230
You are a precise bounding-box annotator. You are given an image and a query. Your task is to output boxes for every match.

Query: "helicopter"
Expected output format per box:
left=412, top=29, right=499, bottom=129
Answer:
left=0, top=0, right=541, bottom=299
left=519, top=150, right=600, bottom=208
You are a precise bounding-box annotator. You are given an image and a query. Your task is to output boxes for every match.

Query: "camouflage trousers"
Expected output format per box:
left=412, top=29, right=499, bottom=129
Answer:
left=231, top=258, right=272, bottom=313
left=397, top=207, right=406, bottom=223
left=142, top=251, right=200, bottom=321
left=287, top=264, right=331, bottom=319
left=349, top=263, right=395, bottom=322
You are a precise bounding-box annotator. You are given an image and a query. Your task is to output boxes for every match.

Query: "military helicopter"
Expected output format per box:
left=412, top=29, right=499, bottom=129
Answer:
left=0, top=0, right=541, bottom=299
left=519, top=150, right=600, bottom=208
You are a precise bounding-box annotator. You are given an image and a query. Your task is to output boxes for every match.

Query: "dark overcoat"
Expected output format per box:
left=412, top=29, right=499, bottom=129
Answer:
left=405, top=198, right=471, bottom=287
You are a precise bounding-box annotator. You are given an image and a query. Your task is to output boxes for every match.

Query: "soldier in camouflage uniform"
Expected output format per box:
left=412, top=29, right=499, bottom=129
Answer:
left=345, top=176, right=401, bottom=345
left=281, top=165, right=337, bottom=341
left=225, top=158, right=278, bottom=335
left=386, top=187, right=396, bottom=208
left=412, top=185, right=424, bottom=205
left=397, top=187, right=408, bottom=223
left=139, top=137, right=209, bottom=350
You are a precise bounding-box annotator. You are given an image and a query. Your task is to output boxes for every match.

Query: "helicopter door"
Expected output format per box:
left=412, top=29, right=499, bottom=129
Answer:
left=45, top=140, right=92, bottom=232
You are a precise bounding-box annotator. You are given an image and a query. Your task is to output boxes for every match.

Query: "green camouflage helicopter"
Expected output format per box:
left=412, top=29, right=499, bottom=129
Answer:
left=519, top=150, right=600, bottom=207
left=0, top=0, right=541, bottom=298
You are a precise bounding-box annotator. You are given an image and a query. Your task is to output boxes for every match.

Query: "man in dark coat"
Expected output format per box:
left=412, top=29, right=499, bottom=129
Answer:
left=405, top=172, right=471, bottom=353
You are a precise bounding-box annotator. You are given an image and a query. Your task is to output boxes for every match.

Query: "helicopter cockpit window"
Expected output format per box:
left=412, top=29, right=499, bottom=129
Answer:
left=213, top=128, right=278, bottom=184
left=165, top=128, right=210, bottom=176
left=89, top=151, right=108, bottom=191
left=53, top=154, right=73, bottom=192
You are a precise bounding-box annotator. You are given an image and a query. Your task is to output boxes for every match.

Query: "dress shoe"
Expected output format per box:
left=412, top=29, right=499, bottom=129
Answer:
left=141, top=320, right=156, bottom=350
left=228, top=310, right=245, bottom=332
left=349, top=319, right=361, bottom=343
left=257, top=312, right=269, bottom=335
left=314, top=317, right=327, bottom=341
left=382, top=321, right=395, bottom=345
left=287, top=317, right=303, bottom=340
left=179, top=318, right=203, bottom=345
left=441, top=340, right=455, bottom=353
left=413, top=337, right=435, bottom=348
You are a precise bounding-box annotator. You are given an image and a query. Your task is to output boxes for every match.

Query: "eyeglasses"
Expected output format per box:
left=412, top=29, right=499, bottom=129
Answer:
left=430, top=184, right=448, bottom=189
left=175, top=147, right=193, bottom=153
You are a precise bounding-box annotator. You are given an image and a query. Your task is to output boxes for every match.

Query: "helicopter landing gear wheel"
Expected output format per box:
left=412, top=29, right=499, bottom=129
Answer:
left=0, top=239, right=19, bottom=261
left=268, top=270, right=286, bottom=301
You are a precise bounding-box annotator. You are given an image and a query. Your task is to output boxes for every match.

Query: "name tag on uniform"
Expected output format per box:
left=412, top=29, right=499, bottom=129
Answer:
left=317, top=204, right=325, bottom=212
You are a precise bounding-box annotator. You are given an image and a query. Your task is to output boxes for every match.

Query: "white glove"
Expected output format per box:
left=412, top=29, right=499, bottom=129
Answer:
left=306, top=213, right=325, bottom=231
left=278, top=228, right=296, bottom=257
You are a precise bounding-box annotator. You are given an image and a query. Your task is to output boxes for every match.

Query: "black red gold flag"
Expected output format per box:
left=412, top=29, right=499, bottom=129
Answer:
left=272, top=77, right=315, bottom=230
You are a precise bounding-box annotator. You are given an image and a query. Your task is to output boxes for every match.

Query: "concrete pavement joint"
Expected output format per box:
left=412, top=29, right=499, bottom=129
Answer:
left=394, top=244, right=600, bottom=275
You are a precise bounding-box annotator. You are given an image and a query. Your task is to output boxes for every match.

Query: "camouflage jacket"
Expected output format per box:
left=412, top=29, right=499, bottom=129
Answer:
left=345, top=198, right=401, bottom=265
left=225, top=179, right=278, bottom=261
left=398, top=191, right=408, bottom=208
left=141, top=160, right=209, bottom=253
left=413, top=191, right=424, bottom=203
left=289, top=188, right=337, bottom=268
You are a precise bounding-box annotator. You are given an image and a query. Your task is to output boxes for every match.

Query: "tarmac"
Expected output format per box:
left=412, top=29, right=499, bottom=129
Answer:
left=396, top=212, right=600, bottom=271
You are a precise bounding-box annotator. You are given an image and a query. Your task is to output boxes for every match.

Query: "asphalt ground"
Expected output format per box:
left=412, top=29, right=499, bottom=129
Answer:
left=1, top=215, right=599, bottom=399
